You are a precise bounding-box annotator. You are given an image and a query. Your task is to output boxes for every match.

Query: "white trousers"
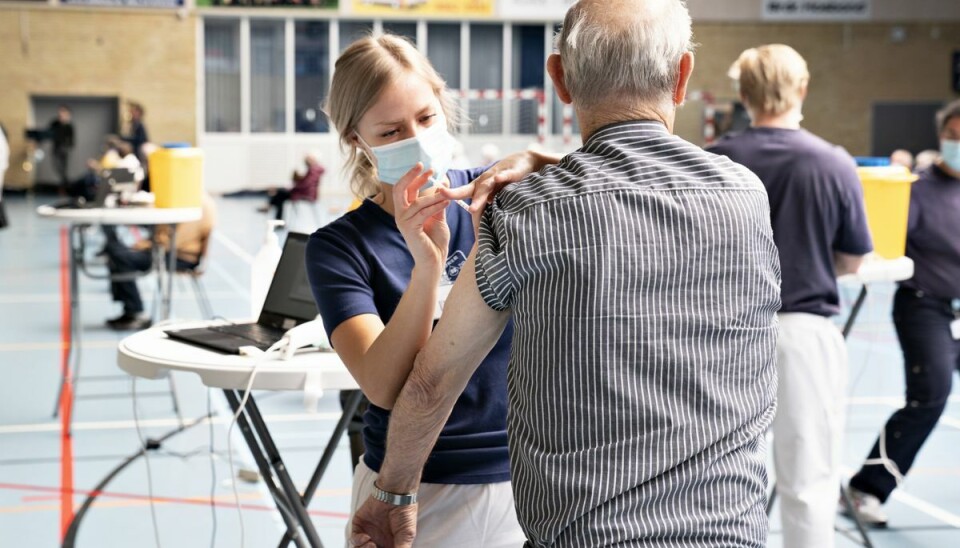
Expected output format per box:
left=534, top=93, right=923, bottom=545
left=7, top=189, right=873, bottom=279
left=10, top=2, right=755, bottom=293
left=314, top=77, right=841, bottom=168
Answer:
left=347, top=459, right=527, bottom=548
left=772, top=313, right=847, bottom=548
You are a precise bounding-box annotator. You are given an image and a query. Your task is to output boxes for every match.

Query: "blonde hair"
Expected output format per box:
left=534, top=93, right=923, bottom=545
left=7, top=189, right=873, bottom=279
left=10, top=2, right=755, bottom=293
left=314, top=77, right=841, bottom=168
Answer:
left=326, top=34, right=459, bottom=200
left=730, top=44, right=809, bottom=117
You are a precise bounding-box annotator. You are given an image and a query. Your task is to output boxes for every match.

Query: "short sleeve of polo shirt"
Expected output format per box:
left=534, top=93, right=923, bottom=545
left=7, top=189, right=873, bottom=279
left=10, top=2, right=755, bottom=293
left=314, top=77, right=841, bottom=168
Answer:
left=474, top=200, right=517, bottom=311
left=832, top=154, right=874, bottom=256
left=305, top=229, right=379, bottom=340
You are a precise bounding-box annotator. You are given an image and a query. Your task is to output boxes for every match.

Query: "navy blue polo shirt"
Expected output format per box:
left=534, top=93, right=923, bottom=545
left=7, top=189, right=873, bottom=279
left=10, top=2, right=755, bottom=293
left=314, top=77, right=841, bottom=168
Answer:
left=305, top=167, right=512, bottom=485
left=710, top=127, right=873, bottom=317
left=901, top=164, right=960, bottom=299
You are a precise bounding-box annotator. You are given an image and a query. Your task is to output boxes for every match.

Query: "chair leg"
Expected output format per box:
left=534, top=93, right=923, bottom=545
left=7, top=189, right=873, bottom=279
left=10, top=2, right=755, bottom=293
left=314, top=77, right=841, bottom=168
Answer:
left=190, top=275, right=214, bottom=320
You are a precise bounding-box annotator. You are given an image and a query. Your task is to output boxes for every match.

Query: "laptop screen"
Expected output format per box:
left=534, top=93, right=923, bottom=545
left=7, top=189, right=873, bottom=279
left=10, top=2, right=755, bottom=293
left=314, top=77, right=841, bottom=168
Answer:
left=259, top=232, right=319, bottom=327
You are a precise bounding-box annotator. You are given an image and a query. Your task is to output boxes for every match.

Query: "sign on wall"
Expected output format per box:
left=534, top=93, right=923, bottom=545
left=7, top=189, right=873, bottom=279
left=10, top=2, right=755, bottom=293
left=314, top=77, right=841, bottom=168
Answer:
left=196, top=0, right=336, bottom=6
left=498, top=0, right=574, bottom=19
left=762, top=0, right=871, bottom=21
left=61, top=0, right=184, bottom=5
left=348, top=0, right=493, bottom=17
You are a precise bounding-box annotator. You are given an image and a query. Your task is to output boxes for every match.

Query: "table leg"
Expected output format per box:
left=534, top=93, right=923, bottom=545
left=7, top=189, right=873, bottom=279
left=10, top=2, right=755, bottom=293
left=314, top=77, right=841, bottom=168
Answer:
left=278, top=389, right=364, bottom=548
left=237, top=393, right=324, bottom=548
left=842, top=286, right=868, bottom=339
left=162, top=225, right=177, bottom=321
left=223, top=390, right=309, bottom=548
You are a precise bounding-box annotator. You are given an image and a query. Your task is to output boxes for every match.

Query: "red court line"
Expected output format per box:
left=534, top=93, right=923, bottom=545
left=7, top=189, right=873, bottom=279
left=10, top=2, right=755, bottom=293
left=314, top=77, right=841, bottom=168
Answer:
left=0, top=483, right=350, bottom=519
left=58, top=225, right=75, bottom=540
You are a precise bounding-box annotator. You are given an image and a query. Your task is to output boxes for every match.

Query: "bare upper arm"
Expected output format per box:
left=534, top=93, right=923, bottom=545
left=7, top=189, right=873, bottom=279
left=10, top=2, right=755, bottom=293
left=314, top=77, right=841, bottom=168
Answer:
left=834, top=251, right=866, bottom=277
left=329, top=313, right=385, bottom=386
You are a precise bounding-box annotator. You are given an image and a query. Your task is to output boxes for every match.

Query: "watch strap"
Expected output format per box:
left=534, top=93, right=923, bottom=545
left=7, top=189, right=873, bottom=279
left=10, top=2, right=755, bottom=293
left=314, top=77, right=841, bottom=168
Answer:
left=372, top=482, right=418, bottom=506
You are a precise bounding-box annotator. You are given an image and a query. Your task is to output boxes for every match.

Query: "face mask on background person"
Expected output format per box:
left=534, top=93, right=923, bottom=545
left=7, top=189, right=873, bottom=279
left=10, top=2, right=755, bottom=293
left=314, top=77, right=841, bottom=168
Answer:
left=941, top=139, right=960, bottom=173
left=357, top=117, right=455, bottom=188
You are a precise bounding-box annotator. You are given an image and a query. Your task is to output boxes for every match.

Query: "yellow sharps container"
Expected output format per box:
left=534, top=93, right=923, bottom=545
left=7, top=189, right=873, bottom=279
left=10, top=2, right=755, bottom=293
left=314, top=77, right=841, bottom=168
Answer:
left=149, top=145, right=203, bottom=208
left=856, top=166, right=918, bottom=259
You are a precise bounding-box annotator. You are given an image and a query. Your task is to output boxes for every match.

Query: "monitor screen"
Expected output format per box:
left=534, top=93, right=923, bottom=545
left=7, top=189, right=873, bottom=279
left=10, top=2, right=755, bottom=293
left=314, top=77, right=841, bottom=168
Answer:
left=260, top=232, right=319, bottom=323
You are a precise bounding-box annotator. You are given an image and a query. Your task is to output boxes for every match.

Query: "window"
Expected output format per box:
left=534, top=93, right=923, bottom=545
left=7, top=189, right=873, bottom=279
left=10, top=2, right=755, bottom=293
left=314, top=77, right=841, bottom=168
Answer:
left=511, top=25, right=545, bottom=135
left=340, top=21, right=373, bottom=52
left=250, top=20, right=285, bottom=133
left=468, top=24, right=503, bottom=134
left=427, top=23, right=460, bottom=90
left=382, top=21, right=417, bottom=44
left=204, top=20, right=241, bottom=133
left=295, top=21, right=330, bottom=133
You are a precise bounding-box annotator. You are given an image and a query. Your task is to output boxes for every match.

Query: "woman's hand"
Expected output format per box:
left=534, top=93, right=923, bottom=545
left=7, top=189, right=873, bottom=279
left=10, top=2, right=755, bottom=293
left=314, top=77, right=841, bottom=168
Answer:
left=393, top=163, right=450, bottom=273
left=439, top=149, right=562, bottom=233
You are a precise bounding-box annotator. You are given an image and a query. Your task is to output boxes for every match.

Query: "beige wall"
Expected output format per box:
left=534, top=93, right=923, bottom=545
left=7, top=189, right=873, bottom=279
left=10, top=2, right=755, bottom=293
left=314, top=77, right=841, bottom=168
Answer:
left=0, top=6, right=197, bottom=190
left=676, top=22, right=960, bottom=153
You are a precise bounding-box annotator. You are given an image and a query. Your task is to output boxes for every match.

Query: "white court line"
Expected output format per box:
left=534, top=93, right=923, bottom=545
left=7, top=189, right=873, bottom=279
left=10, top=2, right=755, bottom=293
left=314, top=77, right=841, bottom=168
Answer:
left=0, top=411, right=343, bottom=435
left=891, top=491, right=960, bottom=528
left=212, top=231, right=255, bottom=264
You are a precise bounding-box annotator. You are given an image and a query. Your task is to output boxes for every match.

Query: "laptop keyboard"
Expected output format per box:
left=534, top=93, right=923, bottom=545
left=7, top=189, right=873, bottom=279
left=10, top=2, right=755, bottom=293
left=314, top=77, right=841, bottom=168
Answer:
left=210, top=323, right=288, bottom=347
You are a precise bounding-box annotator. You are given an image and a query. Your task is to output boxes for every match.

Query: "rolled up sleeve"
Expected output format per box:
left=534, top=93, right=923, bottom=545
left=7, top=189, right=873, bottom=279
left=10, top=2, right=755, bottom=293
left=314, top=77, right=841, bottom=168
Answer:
left=474, top=202, right=517, bottom=311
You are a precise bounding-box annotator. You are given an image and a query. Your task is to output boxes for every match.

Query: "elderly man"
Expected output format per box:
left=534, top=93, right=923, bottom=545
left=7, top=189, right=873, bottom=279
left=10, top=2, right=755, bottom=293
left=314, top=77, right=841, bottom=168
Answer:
left=710, top=45, right=872, bottom=547
left=352, top=1, right=781, bottom=546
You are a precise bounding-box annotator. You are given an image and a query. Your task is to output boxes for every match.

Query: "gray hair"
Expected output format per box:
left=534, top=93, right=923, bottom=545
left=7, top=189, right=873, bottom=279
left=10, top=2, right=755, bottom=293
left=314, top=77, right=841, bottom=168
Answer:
left=556, top=0, right=694, bottom=110
left=936, top=99, right=960, bottom=134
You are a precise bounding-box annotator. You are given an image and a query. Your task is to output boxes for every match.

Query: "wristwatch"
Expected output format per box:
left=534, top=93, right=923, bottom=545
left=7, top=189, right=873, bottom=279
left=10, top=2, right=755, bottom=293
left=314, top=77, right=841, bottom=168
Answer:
left=372, top=481, right=418, bottom=506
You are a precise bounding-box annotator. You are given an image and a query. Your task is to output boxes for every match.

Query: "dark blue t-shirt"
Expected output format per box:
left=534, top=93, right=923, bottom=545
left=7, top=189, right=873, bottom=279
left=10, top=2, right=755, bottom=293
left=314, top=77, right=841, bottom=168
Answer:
left=709, top=127, right=873, bottom=317
left=305, top=167, right=512, bottom=485
left=901, top=164, right=960, bottom=299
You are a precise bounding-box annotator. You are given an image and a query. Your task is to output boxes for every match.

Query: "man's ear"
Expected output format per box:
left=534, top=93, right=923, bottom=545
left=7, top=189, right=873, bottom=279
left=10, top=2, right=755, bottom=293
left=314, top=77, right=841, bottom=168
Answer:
left=547, top=54, right=573, bottom=105
left=673, top=52, right=695, bottom=106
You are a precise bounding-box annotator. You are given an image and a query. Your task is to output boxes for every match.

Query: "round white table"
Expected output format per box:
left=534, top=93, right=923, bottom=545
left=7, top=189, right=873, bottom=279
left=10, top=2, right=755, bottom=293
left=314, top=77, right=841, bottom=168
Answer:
left=119, top=322, right=358, bottom=548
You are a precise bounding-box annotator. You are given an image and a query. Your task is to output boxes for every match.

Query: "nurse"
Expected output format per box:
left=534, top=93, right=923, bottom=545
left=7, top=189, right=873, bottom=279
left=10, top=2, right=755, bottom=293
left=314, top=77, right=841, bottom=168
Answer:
left=846, top=99, right=960, bottom=527
left=305, top=34, right=556, bottom=547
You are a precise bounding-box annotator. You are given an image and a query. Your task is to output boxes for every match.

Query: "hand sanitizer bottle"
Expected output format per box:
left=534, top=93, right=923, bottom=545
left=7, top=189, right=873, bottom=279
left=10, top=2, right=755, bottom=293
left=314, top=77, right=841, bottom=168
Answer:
left=250, top=219, right=284, bottom=318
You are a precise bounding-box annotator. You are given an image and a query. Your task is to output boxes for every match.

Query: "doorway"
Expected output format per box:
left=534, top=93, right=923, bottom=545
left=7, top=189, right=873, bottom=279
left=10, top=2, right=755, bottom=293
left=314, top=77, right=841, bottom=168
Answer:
left=31, top=96, right=119, bottom=189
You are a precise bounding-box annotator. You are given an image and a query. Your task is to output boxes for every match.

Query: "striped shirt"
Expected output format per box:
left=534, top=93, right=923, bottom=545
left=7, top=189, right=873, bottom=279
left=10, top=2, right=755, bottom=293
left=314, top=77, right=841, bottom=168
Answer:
left=474, top=121, right=781, bottom=547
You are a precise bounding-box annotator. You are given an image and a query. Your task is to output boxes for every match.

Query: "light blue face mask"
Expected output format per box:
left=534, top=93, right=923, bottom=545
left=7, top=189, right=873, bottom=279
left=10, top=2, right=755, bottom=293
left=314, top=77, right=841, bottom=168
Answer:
left=358, top=117, right=455, bottom=188
left=941, top=139, right=960, bottom=173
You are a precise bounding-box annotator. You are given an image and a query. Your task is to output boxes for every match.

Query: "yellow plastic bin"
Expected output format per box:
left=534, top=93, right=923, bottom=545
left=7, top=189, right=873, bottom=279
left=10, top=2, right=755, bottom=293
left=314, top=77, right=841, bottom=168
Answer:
left=149, top=145, right=203, bottom=209
left=857, top=166, right=918, bottom=259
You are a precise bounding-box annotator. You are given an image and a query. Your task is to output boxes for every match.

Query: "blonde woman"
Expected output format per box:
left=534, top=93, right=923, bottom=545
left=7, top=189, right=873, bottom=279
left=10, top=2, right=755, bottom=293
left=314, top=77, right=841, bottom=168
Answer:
left=305, top=35, right=556, bottom=546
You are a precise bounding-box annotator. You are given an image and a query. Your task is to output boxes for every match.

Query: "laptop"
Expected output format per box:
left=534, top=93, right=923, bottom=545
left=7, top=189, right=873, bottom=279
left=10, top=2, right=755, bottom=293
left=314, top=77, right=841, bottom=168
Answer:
left=165, top=232, right=319, bottom=354
left=52, top=167, right=138, bottom=209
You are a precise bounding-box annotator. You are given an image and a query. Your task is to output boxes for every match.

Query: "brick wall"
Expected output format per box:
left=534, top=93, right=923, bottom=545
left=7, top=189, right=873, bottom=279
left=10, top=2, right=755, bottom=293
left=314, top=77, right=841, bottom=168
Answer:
left=676, top=22, right=960, bottom=153
left=0, top=6, right=196, bottom=190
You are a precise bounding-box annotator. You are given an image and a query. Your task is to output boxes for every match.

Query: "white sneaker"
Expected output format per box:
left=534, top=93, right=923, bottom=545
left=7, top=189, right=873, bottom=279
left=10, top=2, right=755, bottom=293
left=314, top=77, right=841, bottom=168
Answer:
left=841, top=486, right=889, bottom=528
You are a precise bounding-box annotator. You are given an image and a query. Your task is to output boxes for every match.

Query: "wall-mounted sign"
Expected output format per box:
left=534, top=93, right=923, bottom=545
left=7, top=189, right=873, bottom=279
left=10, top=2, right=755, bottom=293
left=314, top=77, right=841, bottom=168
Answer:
left=498, top=0, right=574, bottom=19
left=197, top=0, right=336, bottom=6
left=762, top=0, right=871, bottom=21
left=348, top=0, right=493, bottom=17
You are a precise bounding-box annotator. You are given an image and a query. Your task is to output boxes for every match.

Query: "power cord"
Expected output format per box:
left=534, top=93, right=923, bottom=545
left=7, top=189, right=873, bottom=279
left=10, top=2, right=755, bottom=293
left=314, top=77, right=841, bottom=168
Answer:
left=226, top=339, right=286, bottom=548
left=131, top=377, right=163, bottom=548
left=208, top=388, right=218, bottom=548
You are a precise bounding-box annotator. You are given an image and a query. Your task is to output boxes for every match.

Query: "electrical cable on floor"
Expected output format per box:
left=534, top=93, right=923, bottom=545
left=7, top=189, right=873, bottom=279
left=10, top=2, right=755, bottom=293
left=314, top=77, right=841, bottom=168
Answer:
left=132, top=377, right=163, bottom=548
left=61, top=414, right=214, bottom=548
left=227, top=340, right=285, bottom=548
left=208, top=388, right=218, bottom=548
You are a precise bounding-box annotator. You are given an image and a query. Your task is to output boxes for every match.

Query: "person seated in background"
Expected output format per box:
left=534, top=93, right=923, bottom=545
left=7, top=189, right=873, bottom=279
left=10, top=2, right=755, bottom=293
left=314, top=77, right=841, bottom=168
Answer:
left=258, top=153, right=324, bottom=220
left=890, top=149, right=914, bottom=170
left=66, top=139, right=143, bottom=203
left=103, top=193, right=217, bottom=330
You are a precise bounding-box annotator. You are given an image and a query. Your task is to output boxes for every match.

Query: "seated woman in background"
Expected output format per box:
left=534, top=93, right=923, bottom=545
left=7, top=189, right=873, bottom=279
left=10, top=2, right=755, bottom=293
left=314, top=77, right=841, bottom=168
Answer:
left=305, top=34, right=558, bottom=547
left=258, top=153, right=325, bottom=221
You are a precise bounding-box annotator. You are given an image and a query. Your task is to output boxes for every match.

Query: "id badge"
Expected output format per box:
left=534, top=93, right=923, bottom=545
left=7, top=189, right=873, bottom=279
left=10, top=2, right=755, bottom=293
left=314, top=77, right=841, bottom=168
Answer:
left=951, top=319, right=960, bottom=341
left=433, top=281, right=454, bottom=321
